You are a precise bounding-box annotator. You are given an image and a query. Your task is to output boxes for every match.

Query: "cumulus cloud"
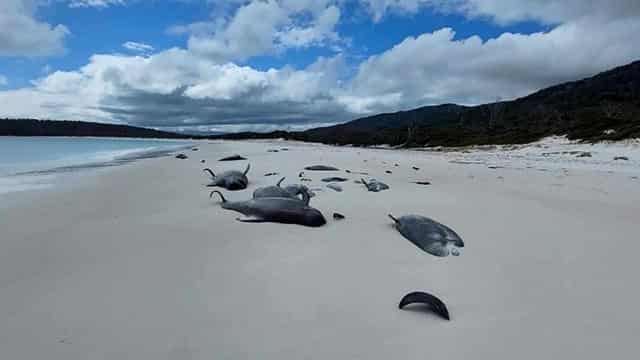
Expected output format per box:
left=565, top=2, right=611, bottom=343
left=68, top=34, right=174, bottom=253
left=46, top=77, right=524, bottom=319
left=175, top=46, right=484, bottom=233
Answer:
left=122, top=41, right=154, bottom=53
left=1, top=0, right=640, bottom=132
left=0, top=49, right=353, bottom=128
left=187, top=0, right=288, bottom=61
left=277, top=5, right=341, bottom=48
left=0, top=0, right=69, bottom=56
left=345, top=16, right=640, bottom=112
left=184, top=0, right=344, bottom=62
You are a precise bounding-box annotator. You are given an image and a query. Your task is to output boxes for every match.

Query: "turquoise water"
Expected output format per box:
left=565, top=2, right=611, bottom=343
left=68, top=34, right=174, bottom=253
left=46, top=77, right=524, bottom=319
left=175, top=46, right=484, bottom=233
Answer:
left=0, top=137, right=193, bottom=194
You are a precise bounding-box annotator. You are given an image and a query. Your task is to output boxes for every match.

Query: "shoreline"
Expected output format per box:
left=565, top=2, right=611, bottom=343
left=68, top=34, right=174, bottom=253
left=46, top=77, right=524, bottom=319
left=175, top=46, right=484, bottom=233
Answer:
left=11, top=143, right=195, bottom=177
left=0, top=137, right=197, bottom=197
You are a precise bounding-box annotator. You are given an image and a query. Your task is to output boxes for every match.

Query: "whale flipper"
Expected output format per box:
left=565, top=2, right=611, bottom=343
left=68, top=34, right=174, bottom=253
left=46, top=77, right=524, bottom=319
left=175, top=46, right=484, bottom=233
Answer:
left=398, top=291, right=450, bottom=320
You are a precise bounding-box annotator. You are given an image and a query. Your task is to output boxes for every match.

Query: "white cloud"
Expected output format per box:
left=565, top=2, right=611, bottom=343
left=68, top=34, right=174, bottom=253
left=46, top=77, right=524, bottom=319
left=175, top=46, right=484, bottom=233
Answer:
left=0, top=49, right=352, bottom=127
left=346, top=15, right=640, bottom=113
left=184, top=0, right=343, bottom=62
left=123, top=41, right=155, bottom=53
left=443, top=0, right=640, bottom=24
left=0, top=0, right=69, bottom=56
left=277, top=5, right=341, bottom=48
left=167, top=21, right=220, bottom=36
left=358, top=0, right=640, bottom=23
left=0, top=75, right=8, bottom=86
left=68, top=0, right=126, bottom=8
left=359, top=0, right=429, bottom=21
left=1, top=0, right=640, bottom=132
left=187, top=0, right=288, bottom=61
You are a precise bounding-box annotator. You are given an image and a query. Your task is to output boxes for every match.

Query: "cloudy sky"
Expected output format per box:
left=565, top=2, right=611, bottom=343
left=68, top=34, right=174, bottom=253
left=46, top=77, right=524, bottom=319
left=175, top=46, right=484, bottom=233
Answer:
left=1, top=0, right=639, bottom=133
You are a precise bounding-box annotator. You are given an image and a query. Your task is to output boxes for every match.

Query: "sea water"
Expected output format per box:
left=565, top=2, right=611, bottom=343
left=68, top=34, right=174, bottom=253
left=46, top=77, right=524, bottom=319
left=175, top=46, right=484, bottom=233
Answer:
left=0, top=137, right=193, bottom=194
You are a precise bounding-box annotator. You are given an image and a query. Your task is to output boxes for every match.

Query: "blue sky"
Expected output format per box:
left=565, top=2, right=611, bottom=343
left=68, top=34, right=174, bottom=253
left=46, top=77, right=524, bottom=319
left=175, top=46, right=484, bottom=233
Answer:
left=1, top=1, right=549, bottom=88
left=1, top=0, right=638, bottom=132
left=1, top=1, right=197, bottom=88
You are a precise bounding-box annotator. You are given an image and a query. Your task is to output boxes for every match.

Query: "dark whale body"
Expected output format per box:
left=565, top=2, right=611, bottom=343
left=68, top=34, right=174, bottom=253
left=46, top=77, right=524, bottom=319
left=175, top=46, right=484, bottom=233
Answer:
left=203, top=164, right=250, bottom=191
left=305, top=165, right=340, bottom=171
left=253, top=178, right=313, bottom=205
left=398, top=292, right=450, bottom=320
left=210, top=191, right=326, bottom=227
left=283, top=184, right=315, bottom=201
left=345, top=169, right=368, bottom=175
left=219, top=154, right=247, bottom=161
left=321, top=177, right=348, bottom=182
left=389, top=214, right=464, bottom=257
left=361, top=178, right=389, bottom=192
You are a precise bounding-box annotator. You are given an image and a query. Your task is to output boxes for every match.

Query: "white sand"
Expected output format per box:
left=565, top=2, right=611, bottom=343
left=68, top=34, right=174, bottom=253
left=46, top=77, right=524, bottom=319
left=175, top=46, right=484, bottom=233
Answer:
left=1, top=140, right=639, bottom=359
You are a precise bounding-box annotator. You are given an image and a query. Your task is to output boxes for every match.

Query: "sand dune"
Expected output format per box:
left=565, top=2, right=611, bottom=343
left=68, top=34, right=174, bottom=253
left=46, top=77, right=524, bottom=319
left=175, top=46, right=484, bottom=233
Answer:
left=1, top=140, right=638, bottom=359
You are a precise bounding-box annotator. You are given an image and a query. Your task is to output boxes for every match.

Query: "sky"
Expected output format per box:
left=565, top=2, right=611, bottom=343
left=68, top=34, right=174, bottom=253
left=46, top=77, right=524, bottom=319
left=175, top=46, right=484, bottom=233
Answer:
left=0, top=0, right=639, bottom=133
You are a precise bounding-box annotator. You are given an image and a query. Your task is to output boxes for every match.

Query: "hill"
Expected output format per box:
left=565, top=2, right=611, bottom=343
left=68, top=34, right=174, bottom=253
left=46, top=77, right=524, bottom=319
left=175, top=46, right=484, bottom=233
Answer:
left=3, top=60, right=639, bottom=146
left=0, top=119, right=194, bottom=139
left=218, top=60, right=640, bottom=147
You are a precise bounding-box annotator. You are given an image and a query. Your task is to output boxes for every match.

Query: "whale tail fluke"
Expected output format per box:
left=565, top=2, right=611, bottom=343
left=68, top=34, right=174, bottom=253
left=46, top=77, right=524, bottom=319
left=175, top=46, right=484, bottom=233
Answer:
left=398, top=291, right=450, bottom=321
left=203, top=168, right=215, bottom=178
left=210, top=190, right=227, bottom=203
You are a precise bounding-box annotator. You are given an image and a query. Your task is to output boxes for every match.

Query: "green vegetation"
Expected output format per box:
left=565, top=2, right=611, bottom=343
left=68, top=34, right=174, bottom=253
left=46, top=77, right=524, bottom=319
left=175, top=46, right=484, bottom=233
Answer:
left=218, top=60, right=640, bottom=147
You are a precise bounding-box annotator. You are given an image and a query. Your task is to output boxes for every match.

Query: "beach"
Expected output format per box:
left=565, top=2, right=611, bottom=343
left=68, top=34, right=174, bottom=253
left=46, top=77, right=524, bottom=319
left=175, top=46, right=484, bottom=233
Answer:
left=1, top=139, right=639, bottom=359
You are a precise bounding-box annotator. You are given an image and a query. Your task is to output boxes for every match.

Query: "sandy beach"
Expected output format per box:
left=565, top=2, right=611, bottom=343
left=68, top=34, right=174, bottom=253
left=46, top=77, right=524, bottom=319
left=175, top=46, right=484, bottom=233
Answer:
left=1, top=139, right=639, bottom=359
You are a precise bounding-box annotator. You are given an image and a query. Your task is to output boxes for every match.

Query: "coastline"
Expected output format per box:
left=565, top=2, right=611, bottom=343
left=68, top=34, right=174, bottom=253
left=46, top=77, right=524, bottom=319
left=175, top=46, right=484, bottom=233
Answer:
left=1, top=139, right=639, bottom=359
left=0, top=136, right=196, bottom=196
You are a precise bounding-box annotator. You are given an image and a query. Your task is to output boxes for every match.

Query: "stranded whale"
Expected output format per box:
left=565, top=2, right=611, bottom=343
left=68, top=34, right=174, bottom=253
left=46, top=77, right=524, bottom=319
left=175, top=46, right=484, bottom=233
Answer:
left=203, top=164, right=250, bottom=191
left=305, top=165, right=340, bottom=171
left=253, top=178, right=313, bottom=205
left=389, top=214, right=464, bottom=257
left=361, top=178, right=389, bottom=192
left=210, top=191, right=326, bottom=227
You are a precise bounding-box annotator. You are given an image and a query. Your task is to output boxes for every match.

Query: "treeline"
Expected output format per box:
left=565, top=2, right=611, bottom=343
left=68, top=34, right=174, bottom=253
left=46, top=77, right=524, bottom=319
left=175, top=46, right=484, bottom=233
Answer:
left=215, top=59, right=640, bottom=147
left=0, top=119, right=194, bottom=139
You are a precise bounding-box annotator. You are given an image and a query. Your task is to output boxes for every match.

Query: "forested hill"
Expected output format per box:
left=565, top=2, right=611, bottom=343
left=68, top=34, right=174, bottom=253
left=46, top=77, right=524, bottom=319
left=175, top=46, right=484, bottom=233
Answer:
left=0, top=119, right=193, bottom=139
left=3, top=59, right=639, bottom=146
left=217, top=59, right=640, bottom=147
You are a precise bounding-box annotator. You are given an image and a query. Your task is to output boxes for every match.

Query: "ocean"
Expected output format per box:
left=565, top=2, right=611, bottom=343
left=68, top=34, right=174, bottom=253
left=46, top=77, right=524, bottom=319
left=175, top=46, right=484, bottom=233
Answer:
left=0, top=137, right=194, bottom=194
